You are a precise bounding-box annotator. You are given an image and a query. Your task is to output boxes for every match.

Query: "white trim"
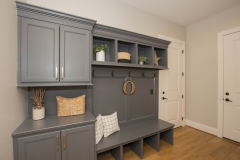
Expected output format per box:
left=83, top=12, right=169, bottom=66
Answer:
left=158, top=34, right=186, bottom=127
left=217, top=26, right=240, bottom=138
left=186, top=119, right=217, bottom=136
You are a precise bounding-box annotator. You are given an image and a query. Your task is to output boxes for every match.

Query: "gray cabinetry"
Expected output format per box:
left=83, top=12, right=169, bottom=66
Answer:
left=18, top=18, right=92, bottom=86
left=17, top=131, right=61, bottom=160
left=60, top=26, right=90, bottom=83
left=20, top=18, right=59, bottom=83
left=61, top=126, right=94, bottom=160
left=12, top=112, right=96, bottom=160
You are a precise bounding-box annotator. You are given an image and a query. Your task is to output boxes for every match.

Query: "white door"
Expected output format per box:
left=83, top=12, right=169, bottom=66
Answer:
left=159, top=42, right=184, bottom=128
left=223, top=31, right=240, bottom=142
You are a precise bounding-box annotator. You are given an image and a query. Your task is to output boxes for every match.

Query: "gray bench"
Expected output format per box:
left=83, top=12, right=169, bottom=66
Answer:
left=96, top=119, right=174, bottom=160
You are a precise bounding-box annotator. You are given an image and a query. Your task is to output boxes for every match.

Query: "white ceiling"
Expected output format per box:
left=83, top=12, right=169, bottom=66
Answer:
left=117, top=0, right=240, bottom=26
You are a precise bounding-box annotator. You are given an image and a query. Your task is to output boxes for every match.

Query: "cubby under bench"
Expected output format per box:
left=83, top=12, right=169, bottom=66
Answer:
left=96, top=119, right=174, bottom=160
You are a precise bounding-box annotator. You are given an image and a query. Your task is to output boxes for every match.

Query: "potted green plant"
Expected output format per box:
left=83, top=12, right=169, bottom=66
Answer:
left=93, top=44, right=107, bottom=62
left=138, top=56, right=148, bottom=65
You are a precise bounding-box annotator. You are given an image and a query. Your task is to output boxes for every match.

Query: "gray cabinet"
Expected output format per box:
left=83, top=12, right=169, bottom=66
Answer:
left=19, top=18, right=92, bottom=86
left=17, top=131, right=61, bottom=160
left=61, top=126, right=94, bottom=160
left=20, top=18, right=59, bottom=83
left=15, top=125, right=94, bottom=160
left=60, top=26, right=90, bottom=83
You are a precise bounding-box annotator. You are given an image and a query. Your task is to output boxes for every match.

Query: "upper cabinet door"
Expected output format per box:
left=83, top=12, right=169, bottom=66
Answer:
left=60, top=26, right=90, bottom=83
left=61, top=125, right=95, bottom=160
left=20, top=18, right=59, bottom=83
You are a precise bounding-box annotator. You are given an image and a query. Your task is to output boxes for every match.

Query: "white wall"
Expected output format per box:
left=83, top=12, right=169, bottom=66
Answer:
left=186, top=4, right=240, bottom=128
left=27, top=0, right=186, bottom=41
left=0, top=0, right=28, bottom=159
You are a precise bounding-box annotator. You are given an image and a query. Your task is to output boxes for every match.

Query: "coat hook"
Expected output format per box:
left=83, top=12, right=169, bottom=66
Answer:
left=128, top=71, right=131, bottom=77
left=92, top=70, right=95, bottom=77
left=111, top=70, right=114, bottom=77
left=142, top=72, right=145, bottom=77
left=154, top=72, right=157, bottom=77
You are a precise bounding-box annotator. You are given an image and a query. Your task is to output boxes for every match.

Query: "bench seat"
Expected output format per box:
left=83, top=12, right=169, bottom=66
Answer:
left=96, top=119, right=174, bottom=159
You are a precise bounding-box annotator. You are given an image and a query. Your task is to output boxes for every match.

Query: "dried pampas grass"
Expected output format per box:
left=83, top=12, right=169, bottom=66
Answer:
left=31, top=87, right=46, bottom=109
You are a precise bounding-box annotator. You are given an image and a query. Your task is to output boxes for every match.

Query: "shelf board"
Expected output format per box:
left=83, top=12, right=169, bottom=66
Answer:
left=92, top=61, right=168, bottom=70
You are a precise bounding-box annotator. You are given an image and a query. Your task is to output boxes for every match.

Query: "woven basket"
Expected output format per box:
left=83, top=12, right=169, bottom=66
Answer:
left=56, top=95, right=85, bottom=117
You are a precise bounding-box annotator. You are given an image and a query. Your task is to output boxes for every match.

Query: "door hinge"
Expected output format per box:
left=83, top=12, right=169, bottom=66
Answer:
left=182, top=72, right=184, bottom=76
left=182, top=117, right=183, bottom=121
left=182, top=50, right=184, bottom=54
left=182, top=95, right=184, bottom=99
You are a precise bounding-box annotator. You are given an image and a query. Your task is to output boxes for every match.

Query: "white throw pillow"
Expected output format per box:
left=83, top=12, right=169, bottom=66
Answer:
left=101, top=112, right=120, bottom=137
left=95, top=114, right=104, bottom=144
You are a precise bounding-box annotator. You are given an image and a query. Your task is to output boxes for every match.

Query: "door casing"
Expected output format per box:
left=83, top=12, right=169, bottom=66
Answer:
left=217, top=26, right=240, bottom=138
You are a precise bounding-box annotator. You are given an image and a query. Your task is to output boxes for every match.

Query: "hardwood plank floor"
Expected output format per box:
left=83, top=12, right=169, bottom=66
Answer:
left=97, top=126, right=240, bottom=160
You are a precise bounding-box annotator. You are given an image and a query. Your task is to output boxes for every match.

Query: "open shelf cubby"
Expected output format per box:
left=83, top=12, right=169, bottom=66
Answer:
left=118, top=41, right=137, bottom=64
left=138, top=44, right=153, bottom=65
left=93, top=36, right=116, bottom=62
left=154, top=48, right=168, bottom=67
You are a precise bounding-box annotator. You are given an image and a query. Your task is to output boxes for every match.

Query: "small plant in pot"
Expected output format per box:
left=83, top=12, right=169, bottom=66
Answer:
left=93, top=44, right=107, bottom=62
left=31, top=87, right=46, bottom=120
left=138, top=56, right=148, bottom=65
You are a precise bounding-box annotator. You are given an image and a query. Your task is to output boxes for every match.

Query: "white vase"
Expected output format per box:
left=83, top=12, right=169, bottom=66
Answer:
left=32, top=107, right=45, bottom=120
left=139, top=61, right=143, bottom=65
left=96, top=50, right=105, bottom=62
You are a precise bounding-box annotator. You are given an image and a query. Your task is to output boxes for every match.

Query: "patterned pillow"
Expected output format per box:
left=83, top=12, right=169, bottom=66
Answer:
left=56, top=95, right=85, bottom=117
left=95, top=114, right=104, bottom=144
left=101, top=112, right=120, bottom=137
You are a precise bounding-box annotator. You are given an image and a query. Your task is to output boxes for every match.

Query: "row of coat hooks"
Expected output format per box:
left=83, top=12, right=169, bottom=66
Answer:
left=92, top=70, right=158, bottom=77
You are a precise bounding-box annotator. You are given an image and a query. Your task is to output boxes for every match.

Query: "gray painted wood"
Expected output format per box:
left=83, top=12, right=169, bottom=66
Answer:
left=27, top=86, right=87, bottom=116
left=138, top=45, right=154, bottom=65
left=60, top=25, right=90, bottom=83
left=93, top=24, right=170, bottom=49
left=61, top=125, right=95, bottom=160
left=20, top=18, right=59, bottom=83
left=92, top=61, right=168, bottom=70
left=129, top=139, right=143, bottom=159
left=110, top=146, right=123, bottom=160
left=96, top=119, right=174, bottom=153
left=90, top=67, right=158, bottom=126
left=118, top=41, right=137, bottom=64
left=144, top=133, right=160, bottom=152
left=160, top=128, right=174, bottom=145
left=12, top=111, right=96, bottom=138
left=16, top=2, right=96, bottom=31
left=17, top=131, right=61, bottom=160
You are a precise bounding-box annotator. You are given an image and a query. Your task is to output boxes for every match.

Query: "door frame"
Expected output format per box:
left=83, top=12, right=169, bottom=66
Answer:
left=217, top=26, right=240, bottom=137
left=157, top=34, right=186, bottom=127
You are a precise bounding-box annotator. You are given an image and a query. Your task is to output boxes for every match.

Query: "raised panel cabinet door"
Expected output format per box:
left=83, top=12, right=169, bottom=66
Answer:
left=17, top=131, right=61, bottom=160
left=60, top=25, right=90, bottom=83
left=20, top=18, right=59, bottom=82
left=61, top=125, right=95, bottom=160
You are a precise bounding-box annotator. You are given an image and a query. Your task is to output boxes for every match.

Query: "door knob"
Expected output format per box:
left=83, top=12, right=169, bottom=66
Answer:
left=225, top=98, right=232, bottom=102
left=225, top=92, right=229, bottom=95
left=162, top=97, right=168, bottom=100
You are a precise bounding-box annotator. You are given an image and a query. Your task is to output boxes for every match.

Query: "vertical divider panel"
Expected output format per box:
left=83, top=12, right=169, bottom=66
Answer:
left=143, top=133, right=160, bottom=152
left=110, top=146, right=123, bottom=160
left=160, top=129, right=174, bottom=145
left=129, top=139, right=143, bottom=159
left=114, top=39, right=118, bottom=62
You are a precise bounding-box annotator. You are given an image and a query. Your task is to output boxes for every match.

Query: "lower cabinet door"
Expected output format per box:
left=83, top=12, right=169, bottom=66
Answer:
left=17, top=131, right=61, bottom=160
left=61, top=125, right=95, bottom=160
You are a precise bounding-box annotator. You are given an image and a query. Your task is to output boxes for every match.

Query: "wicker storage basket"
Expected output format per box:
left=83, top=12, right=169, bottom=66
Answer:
left=118, top=52, right=131, bottom=60
left=56, top=95, right=85, bottom=117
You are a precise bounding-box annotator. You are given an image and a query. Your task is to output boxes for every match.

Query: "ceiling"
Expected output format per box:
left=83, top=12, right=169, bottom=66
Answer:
left=117, top=0, right=240, bottom=26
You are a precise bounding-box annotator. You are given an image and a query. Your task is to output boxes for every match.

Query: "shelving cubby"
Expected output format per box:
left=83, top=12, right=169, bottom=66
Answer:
left=93, top=36, right=116, bottom=62
left=137, top=44, right=154, bottom=65
left=117, top=41, right=137, bottom=64
left=154, top=47, right=168, bottom=68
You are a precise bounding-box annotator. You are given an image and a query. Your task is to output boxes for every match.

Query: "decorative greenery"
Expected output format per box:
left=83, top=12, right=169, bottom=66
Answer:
left=31, top=87, right=46, bottom=109
left=93, top=44, right=107, bottom=53
left=138, top=56, right=148, bottom=64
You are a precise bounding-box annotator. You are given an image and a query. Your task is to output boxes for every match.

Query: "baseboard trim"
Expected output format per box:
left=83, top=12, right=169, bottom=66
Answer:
left=186, top=119, right=217, bottom=136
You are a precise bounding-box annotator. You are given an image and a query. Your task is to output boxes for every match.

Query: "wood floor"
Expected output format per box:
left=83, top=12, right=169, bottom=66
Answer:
left=97, top=126, right=240, bottom=160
